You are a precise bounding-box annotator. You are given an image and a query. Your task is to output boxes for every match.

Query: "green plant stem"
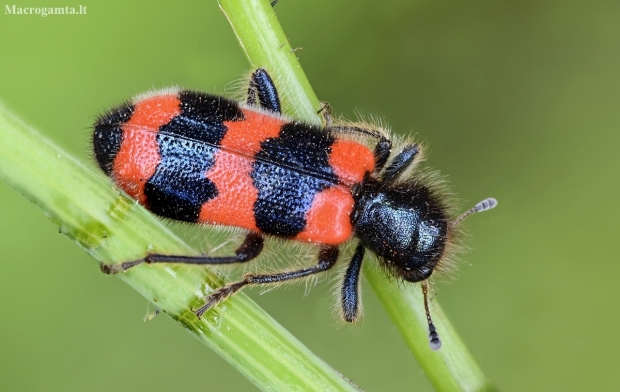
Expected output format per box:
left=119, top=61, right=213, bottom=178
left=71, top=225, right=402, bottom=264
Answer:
left=218, top=0, right=321, bottom=123
left=219, top=0, right=495, bottom=390
left=0, top=103, right=359, bottom=391
left=366, top=272, right=495, bottom=391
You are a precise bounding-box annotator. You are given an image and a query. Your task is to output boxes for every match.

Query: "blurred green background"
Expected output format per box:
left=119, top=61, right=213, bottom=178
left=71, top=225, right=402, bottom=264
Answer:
left=1, top=0, right=618, bottom=391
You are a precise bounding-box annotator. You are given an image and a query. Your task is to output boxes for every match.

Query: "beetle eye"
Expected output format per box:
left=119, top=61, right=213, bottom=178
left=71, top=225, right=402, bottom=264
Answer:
left=401, top=265, right=433, bottom=282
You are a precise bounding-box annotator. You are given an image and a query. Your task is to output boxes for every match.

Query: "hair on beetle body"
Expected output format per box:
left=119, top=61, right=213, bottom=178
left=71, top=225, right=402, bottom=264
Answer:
left=94, top=68, right=497, bottom=350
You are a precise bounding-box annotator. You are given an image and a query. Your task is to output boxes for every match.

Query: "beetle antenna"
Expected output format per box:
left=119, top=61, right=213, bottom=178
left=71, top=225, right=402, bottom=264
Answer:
left=422, top=281, right=442, bottom=350
left=453, top=197, right=498, bottom=226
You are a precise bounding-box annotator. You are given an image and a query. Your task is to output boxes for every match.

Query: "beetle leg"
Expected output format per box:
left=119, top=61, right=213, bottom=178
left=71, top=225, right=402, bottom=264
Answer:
left=100, top=232, right=264, bottom=274
left=381, top=143, right=420, bottom=183
left=247, top=68, right=282, bottom=114
left=341, top=244, right=364, bottom=322
left=193, top=246, right=339, bottom=318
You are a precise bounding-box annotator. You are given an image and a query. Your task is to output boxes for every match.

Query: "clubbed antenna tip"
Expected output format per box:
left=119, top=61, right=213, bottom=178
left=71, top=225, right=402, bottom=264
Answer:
left=475, top=197, right=497, bottom=212
left=453, top=197, right=498, bottom=226
left=421, top=281, right=442, bottom=351
left=428, top=323, right=442, bottom=351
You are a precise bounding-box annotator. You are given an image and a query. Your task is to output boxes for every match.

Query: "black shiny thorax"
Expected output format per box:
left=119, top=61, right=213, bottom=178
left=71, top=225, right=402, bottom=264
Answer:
left=352, top=177, right=450, bottom=282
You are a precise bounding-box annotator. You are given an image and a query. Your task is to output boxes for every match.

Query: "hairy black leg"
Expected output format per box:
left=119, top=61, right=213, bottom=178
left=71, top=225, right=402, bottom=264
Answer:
left=194, top=246, right=339, bottom=318
left=325, top=125, right=392, bottom=172
left=247, top=68, right=281, bottom=114
left=100, top=232, right=264, bottom=274
left=373, top=138, right=392, bottom=172
left=381, top=143, right=420, bottom=183
left=341, top=244, right=364, bottom=322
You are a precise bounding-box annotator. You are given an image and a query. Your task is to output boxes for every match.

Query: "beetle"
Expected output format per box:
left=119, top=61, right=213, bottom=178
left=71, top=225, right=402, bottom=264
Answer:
left=93, top=69, right=496, bottom=350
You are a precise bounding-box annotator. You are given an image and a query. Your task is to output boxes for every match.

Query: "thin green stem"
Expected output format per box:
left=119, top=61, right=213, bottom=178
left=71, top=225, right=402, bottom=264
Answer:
left=0, top=104, right=357, bottom=390
left=219, top=0, right=495, bottom=390
left=218, top=0, right=321, bottom=123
